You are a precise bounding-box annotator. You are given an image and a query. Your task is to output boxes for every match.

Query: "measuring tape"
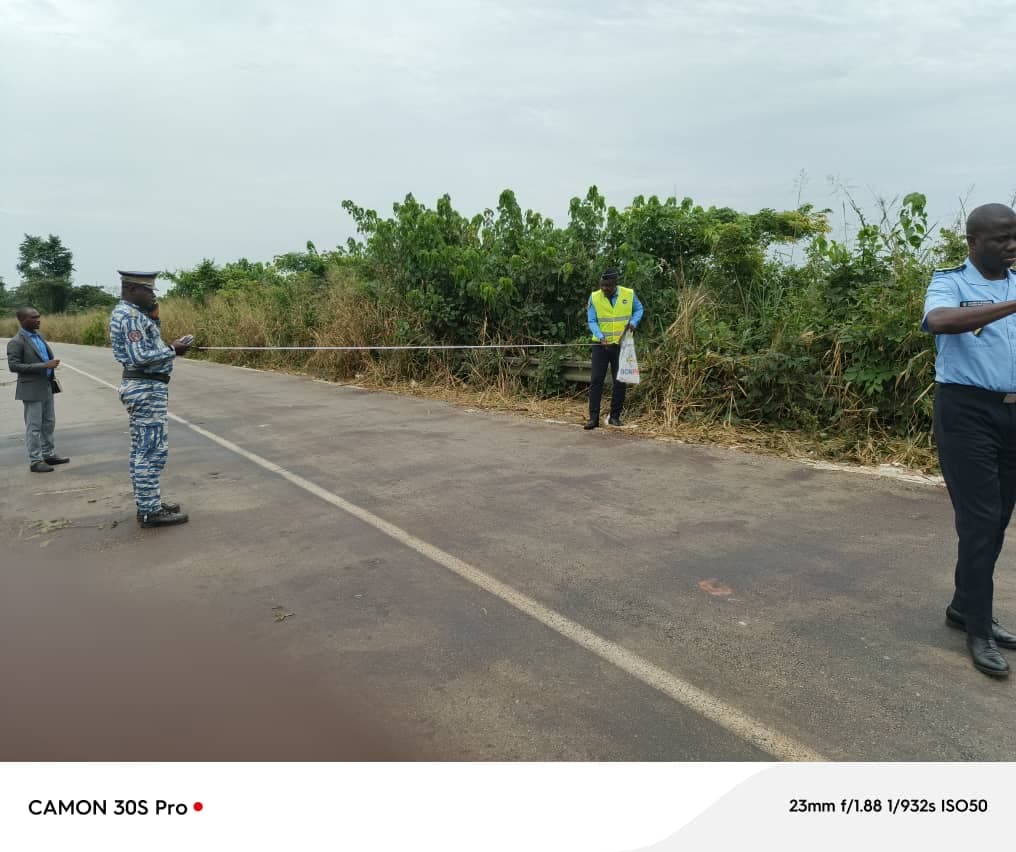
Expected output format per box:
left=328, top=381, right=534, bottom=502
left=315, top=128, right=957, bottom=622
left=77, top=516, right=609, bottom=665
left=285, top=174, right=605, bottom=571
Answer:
left=195, top=343, right=591, bottom=352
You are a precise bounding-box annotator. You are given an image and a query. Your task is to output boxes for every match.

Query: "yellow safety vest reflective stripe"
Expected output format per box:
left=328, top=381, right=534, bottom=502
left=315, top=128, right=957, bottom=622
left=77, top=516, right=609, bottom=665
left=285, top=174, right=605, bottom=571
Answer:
left=590, top=286, right=634, bottom=343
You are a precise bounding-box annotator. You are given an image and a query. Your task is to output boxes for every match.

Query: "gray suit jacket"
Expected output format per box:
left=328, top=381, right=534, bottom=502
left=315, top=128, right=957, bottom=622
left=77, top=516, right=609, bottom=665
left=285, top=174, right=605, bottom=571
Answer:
left=7, top=329, right=56, bottom=402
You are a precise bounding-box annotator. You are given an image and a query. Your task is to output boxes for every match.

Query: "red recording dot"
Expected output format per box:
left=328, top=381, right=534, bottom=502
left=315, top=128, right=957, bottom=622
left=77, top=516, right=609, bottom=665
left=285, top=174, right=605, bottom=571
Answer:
left=193, top=802, right=203, bottom=812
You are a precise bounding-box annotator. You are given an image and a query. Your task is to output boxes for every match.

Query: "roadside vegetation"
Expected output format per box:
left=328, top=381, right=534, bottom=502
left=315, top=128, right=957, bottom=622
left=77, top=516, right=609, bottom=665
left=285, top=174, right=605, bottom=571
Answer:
left=2, top=188, right=974, bottom=471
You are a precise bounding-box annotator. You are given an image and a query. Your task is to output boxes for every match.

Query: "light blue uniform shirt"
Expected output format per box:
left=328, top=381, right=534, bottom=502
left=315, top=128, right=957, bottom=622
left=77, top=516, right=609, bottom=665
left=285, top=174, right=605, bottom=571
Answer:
left=587, top=291, right=645, bottom=341
left=922, top=258, right=1016, bottom=392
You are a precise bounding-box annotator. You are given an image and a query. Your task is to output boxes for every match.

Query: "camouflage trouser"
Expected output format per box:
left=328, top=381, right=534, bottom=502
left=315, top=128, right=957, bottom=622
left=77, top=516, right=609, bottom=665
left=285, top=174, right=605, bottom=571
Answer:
left=119, top=380, right=169, bottom=515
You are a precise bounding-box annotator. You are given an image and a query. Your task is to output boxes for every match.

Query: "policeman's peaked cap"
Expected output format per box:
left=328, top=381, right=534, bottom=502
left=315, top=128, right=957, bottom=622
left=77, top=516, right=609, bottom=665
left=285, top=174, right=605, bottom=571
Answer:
left=118, top=270, right=160, bottom=289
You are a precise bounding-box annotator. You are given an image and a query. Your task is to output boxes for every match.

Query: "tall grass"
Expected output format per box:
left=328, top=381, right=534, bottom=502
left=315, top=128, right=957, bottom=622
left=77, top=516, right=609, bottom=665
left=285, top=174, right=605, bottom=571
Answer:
left=0, top=311, right=107, bottom=343
left=1, top=267, right=941, bottom=470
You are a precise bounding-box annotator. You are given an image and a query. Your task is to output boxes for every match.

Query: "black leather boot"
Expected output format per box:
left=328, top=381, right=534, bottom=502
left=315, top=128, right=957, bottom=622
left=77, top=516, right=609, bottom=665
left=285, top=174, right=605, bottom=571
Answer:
left=136, top=501, right=181, bottom=521
left=138, top=508, right=189, bottom=528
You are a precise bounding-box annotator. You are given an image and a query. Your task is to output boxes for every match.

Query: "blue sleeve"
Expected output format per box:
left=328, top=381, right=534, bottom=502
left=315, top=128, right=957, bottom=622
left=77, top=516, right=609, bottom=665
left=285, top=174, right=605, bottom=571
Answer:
left=922, top=274, right=957, bottom=332
left=115, top=311, right=175, bottom=367
left=587, top=298, right=603, bottom=340
left=631, top=293, right=644, bottom=328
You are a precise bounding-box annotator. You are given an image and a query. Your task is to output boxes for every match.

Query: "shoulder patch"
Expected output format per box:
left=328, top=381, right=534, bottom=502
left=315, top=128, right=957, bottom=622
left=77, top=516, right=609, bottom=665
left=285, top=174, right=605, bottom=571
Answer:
left=933, top=263, right=966, bottom=273
left=127, top=330, right=143, bottom=342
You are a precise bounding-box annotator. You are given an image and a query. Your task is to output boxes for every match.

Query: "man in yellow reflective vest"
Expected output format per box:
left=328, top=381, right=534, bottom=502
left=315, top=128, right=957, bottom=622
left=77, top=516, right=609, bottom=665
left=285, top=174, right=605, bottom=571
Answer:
left=585, top=268, right=644, bottom=429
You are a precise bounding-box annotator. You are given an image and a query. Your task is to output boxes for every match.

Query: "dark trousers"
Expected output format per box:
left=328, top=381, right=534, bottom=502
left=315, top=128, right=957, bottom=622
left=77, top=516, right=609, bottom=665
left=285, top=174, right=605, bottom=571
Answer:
left=934, top=383, right=1016, bottom=637
left=589, top=343, right=627, bottom=421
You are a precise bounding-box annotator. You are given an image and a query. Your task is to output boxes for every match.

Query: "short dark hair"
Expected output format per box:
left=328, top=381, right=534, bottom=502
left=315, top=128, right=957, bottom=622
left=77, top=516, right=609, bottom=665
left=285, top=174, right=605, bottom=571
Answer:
left=966, top=203, right=1016, bottom=238
left=15, top=306, right=38, bottom=321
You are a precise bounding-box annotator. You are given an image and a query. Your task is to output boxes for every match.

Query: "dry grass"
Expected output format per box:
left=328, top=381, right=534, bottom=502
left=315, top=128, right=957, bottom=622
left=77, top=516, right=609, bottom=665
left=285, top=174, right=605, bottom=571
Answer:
left=654, top=285, right=715, bottom=426
left=0, top=311, right=105, bottom=342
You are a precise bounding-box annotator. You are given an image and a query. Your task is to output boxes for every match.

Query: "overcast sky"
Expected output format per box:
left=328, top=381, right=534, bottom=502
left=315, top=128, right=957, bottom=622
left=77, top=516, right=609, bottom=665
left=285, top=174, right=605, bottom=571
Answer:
left=2, top=0, right=1014, bottom=291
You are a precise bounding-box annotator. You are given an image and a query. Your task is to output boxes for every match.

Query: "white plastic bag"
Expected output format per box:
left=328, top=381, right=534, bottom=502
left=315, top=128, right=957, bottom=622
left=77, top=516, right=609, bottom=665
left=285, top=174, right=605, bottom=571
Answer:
left=617, top=332, right=640, bottom=384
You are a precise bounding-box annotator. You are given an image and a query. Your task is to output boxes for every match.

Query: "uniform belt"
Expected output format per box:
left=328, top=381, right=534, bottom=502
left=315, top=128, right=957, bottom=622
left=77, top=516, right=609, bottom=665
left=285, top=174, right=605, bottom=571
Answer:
left=939, top=383, right=1016, bottom=403
left=122, top=369, right=171, bottom=384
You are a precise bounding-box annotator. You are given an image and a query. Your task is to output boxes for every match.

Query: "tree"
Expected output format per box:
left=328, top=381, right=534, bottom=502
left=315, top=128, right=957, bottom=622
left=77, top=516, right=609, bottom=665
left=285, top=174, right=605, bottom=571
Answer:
left=163, top=258, right=224, bottom=300
left=66, top=284, right=117, bottom=313
left=15, top=234, right=75, bottom=313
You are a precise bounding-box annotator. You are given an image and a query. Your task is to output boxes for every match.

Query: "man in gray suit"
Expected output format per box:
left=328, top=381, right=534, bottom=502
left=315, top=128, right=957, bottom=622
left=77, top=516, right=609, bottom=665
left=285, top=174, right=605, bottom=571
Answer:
left=6, top=307, right=70, bottom=473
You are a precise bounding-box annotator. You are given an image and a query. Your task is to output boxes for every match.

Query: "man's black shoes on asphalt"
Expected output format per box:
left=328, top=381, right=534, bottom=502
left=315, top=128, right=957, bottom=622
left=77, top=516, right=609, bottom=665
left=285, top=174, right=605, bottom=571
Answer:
left=584, top=416, right=622, bottom=429
left=946, top=605, right=1016, bottom=649
left=966, top=635, right=1010, bottom=677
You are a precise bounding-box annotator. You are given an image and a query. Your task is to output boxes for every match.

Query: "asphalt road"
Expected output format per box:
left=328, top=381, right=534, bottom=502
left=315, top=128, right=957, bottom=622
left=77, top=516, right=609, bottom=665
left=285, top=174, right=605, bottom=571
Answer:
left=3, top=341, right=1015, bottom=761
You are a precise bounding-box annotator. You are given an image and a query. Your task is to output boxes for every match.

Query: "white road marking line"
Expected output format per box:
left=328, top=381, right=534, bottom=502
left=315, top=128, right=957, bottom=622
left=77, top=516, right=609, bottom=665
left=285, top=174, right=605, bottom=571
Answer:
left=61, top=359, right=825, bottom=761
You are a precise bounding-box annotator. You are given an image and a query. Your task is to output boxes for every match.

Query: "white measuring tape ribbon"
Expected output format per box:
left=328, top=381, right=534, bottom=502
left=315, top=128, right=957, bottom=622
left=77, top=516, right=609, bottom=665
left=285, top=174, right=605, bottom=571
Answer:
left=196, top=343, right=590, bottom=351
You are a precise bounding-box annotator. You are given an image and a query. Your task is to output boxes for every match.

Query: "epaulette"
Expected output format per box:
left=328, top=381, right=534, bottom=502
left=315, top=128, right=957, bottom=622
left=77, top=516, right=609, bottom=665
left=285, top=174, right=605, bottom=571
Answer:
left=933, top=263, right=966, bottom=273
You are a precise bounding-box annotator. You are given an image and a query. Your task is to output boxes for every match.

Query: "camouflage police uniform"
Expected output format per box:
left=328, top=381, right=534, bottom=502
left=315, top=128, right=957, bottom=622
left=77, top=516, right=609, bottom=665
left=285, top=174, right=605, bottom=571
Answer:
left=109, top=271, right=188, bottom=527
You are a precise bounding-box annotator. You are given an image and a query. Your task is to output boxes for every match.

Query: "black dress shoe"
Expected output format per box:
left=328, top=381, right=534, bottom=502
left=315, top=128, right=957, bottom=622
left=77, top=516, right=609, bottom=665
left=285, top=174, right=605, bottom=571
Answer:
left=136, top=501, right=181, bottom=520
left=607, top=415, right=622, bottom=427
left=138, top=508, right=189, bottom=528
left=30, top=461, right=54, bottom=473
left=584, top=419, right=599, bottom=430
left=967, top=635, right=1010, bottom=677
left=44, top=455, right=69, bottom=465
left=946, top=606, right=1016, bottom=649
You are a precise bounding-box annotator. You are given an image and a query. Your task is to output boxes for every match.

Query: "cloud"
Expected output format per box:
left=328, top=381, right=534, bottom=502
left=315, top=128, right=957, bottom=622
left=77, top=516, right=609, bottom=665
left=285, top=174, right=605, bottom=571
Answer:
left=1, top=0, right=1013, bottom=285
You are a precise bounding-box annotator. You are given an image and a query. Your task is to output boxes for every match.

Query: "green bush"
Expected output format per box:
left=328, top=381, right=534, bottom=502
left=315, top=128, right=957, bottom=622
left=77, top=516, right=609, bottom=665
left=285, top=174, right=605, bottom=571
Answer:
left=80, top=314, right=109, bottom=346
